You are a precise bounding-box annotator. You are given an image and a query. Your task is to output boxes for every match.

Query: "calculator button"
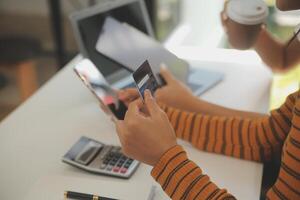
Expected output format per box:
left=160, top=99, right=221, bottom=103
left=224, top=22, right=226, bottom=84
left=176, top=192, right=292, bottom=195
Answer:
left=110, top=161, right=117, bottom=166
left=119, top=160, right=125, bottom=165
left=120, top=168, right=127, bottom=174
left=112, top=159, right=118, bottom=163
left=113, top=167, right=120, bottom=172
left=125, top=160, right=133, bottom=165
left=106, top=166, right=113, bottom=171
left=121, top=156, right=127, bottom=160
left=107, top=154, right=112, bottom=158
left=103, top=160, right=109, bottom=164
left=111, top=147, right=120, bottom=152
left=124, top=163, right=131, bottom=169
left=114, top=154, right=122, bottom=159
left=117, top=163, right=123, bottom=167
left=107, top=153, right=113, bottom=157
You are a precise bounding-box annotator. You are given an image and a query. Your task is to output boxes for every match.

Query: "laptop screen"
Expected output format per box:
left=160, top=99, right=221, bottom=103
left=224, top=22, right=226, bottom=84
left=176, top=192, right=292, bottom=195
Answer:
left=76, top=1, right=153, bottom=84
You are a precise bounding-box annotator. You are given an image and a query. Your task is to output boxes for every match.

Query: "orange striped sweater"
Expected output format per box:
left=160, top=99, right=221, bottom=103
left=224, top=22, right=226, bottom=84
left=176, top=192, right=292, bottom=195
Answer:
left=151, top=90, right=300, bottom=199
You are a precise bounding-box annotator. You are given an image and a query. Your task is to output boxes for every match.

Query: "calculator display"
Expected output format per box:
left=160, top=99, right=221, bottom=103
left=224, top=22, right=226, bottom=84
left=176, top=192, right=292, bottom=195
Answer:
left=75, top=141, right=102, bottom=165
left=78, top=147, right=97, bottom=163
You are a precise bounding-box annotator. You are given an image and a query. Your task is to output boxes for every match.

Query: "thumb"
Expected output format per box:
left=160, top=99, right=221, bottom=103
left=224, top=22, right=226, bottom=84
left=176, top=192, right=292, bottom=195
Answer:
left=115, top=120, right=125, bottom=138
left=126, top=100, right=141, bottom=117
left=160, top=64, right=174, bottom=84
left=144, top=89, right=160, bottom=116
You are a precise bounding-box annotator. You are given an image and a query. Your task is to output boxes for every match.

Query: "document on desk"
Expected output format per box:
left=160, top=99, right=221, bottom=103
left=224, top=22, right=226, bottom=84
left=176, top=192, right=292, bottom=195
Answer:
left=24, top=175, right=169, bottom=200
left=95, top=17, right=188, bottom=83
left=147, top=185, right=170, bottom=200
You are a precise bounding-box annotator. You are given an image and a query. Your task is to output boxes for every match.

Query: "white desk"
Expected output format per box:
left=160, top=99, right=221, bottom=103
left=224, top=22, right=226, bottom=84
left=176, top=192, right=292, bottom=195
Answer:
left=0, top=47, right=272, bottom=200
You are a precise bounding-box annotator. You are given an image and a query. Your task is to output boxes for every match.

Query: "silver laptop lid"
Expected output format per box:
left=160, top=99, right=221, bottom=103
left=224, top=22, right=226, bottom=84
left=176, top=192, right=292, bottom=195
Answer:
left=96, top=17, right=189, bottom=83
left=70, top=0, right=154, bottom=85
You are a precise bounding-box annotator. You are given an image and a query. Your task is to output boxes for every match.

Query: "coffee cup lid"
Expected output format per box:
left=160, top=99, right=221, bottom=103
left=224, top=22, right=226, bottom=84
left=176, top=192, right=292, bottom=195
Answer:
left=227, top=0, right=269, bottom=25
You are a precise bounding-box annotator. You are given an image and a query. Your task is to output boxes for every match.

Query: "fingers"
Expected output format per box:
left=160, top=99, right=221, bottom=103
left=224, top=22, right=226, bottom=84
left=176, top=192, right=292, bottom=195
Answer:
left=135, top=98, right=144, bottom=108
left=144, top=90, right=160, bottom=116
left=220, top=1, right=229, bottom=27
left=126, top=100, right=140, bottom=117
left=118, top=88, right=139, bottom=101
left=125, top=98, right=149, bottom=121
left=115, top=120, right=125, bottom=140
left=154, top=87, right=164, bottom=99
left=159, top=64, right=174, bottom=84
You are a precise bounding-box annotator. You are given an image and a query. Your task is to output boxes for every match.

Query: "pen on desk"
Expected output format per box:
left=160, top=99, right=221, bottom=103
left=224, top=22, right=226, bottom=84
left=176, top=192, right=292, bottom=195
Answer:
left=64, top=191, right=118, bottom=200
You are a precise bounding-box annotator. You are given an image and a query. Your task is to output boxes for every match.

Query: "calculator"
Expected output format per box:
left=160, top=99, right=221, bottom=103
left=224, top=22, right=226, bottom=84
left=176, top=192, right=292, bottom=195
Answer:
left=62, top=136, right=140, bottom=179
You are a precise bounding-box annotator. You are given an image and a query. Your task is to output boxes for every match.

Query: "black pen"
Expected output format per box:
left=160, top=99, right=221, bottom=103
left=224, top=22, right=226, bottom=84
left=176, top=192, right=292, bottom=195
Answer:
left=64, top=191, right=118, bottom=200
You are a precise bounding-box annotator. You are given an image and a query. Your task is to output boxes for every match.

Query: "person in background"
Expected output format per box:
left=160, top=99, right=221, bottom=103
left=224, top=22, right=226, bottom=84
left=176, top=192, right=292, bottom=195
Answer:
left=114, top=0, right=300, bottom=199
left=221, top=0, right=300, bottom=72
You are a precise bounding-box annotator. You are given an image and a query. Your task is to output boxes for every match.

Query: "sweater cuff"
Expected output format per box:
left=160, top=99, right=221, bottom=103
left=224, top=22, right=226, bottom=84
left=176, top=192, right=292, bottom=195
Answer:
left=151, top=145, right=187, bottom=180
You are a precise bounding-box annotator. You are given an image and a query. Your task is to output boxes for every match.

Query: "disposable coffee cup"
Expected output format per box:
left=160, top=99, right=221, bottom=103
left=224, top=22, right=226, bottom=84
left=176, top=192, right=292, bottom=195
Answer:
left=225, top=0, right=268, bottom=49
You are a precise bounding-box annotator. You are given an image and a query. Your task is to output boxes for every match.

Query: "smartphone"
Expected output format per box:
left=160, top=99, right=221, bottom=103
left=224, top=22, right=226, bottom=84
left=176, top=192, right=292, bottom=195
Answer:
left=132, top=60, right=159, bottom=100
left=73, top=59, right=127, bottom=120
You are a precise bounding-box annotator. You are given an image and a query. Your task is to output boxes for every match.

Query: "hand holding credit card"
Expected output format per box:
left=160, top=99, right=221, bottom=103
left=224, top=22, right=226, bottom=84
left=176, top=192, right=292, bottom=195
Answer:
left=132, top=60, right=159, bottom=100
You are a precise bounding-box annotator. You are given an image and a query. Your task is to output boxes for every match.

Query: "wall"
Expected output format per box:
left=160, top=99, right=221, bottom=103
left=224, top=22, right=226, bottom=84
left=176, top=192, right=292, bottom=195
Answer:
left=0, top=0, right=86, bottom=15
left=180, top=0, right=224, bottom=47
left=0, top=0, right=91, bottom=51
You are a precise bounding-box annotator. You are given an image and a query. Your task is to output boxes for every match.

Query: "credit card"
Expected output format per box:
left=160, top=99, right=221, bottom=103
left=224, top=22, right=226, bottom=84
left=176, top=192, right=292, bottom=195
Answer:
left=132, top=60, right=159, bottom=100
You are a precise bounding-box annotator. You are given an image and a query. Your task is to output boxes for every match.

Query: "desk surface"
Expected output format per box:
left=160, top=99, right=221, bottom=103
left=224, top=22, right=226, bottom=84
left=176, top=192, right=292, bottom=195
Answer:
left=0, top=47, right=272, bottom=200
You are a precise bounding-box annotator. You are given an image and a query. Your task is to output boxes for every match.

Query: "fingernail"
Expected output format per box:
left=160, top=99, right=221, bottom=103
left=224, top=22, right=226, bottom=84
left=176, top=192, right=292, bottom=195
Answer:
left=160, top=63, right=167, bottom=70
left=145, top=89, right=152, bottom=98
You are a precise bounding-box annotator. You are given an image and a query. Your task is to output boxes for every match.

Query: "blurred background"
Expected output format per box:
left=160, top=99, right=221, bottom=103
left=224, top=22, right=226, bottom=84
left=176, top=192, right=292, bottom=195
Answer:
left=0, top=0, right=299, bottom=121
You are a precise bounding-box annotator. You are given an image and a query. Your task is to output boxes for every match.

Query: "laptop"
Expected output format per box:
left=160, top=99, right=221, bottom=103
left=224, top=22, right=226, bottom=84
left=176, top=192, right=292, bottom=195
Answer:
left=95, top=17, right=188, bottom=85
left=70, top=0, right=223, bottom=95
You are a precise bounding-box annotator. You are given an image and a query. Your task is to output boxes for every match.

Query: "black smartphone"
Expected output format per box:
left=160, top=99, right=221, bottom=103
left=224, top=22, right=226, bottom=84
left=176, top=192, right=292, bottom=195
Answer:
left=132, top=60, right=159, bottom=100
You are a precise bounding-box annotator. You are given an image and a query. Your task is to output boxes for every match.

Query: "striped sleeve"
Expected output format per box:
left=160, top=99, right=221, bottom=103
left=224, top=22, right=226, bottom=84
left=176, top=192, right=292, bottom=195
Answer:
left=151, top=145, right=236, bottom=200
left=152, top=91, right=299, bottom=200
left=266, top=91, right=300, bottom=199
left=161, top=93, right=297, bottom=162
left=159, top=91, right=297, bottom=162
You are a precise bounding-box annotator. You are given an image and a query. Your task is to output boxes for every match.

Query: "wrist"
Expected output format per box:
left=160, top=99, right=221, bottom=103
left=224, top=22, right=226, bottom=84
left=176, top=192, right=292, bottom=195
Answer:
left=253, top=25, right=266, bottom=50
left=190, top=96, right=209, bottom=113
left=181, top=95, right=201, bottom=112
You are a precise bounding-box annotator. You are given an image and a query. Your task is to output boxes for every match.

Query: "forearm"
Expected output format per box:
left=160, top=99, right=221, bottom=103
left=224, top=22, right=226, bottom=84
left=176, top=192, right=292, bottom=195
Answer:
left=160, top=100, right=294, bottom=162
left=276, top=0, right=300, bottom=11
left=254, top=27, right=300, bottom=71
left=182, top=96, right=266, bottom=119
